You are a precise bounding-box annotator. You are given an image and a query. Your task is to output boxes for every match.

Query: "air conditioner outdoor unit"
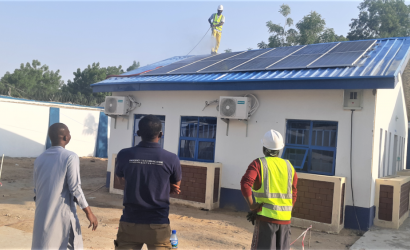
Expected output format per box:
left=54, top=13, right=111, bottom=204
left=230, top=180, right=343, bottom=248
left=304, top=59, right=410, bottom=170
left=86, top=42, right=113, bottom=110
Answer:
left=104, top=96, right=129, bottom=115
left=219, top=96, right=251, bottom=120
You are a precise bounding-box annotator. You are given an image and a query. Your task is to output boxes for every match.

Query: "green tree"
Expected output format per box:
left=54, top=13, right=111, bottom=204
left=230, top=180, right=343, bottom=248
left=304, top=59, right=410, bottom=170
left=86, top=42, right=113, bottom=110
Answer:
left=127, top=60, right=140, bottom=72
left=62, top=62, right=124, bottom=105
left=347, top=0, right=410, bottom=40
left=224, top=48, right=232, bottom=53
left=318, top=28, right=348, bottom=43
left=297, top=12, right=326, bottom=45
left=0, top=60, right=63, bottom=97
left=258, top=4, right=298, bottom=48
left=258, top=5, right=347, bottom=49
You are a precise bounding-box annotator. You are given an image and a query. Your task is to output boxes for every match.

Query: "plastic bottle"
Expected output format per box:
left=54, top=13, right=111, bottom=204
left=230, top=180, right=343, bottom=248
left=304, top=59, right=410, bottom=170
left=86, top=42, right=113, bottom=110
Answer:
left=170, top=230, right=178, bottom=249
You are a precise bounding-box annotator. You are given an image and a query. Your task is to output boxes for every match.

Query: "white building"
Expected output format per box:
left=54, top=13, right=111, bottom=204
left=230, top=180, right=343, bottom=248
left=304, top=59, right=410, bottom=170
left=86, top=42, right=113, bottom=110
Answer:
left=92, top=37, right=410, bottom=231
left=0, top=96, right=108, bottom=159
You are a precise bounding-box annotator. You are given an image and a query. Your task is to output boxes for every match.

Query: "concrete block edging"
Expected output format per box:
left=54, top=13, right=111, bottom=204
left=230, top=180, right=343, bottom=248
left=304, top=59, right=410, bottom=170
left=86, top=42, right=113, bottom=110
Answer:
left=374, top=174, right=410, bottom=229
left=292, top=173, right=346, bottom=233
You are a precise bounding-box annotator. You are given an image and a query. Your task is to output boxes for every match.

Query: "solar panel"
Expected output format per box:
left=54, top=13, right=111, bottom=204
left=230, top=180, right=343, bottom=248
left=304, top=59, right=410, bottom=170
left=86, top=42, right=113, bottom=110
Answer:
left=233, top=49, right=273, bottom=59
left=170, top=51, right=245, bottom=74
left=266, top=43, right=340, bottom=70
left=204, top=51, right=244, bottom=60
left=329, top=40, right=376, bottom=53
left=231, top=57, right=285, bottom=71
left=142, top=40, right=376, bottom=76
left=268, top=54, right=324, bottom=70
left=292, top=43, right=338, bottom=55
left=143, top=55, right=211, bottom=75
left=259, top=46, right=304, bottom=58
left=171, top=60, right=220, bottom=74
left=199, top=59, right=251, bottom=73
left=230, top=46, right=304, bottom=72
left=307, top=41, right=376, bottom=68
left=199, top=50, right=273, bottom=72
left=308, top=51, right=366, bottom=68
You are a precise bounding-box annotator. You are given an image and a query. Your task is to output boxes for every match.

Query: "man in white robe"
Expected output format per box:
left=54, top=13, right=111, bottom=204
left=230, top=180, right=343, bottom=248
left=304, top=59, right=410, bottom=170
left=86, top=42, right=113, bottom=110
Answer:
left=32, top=123, right=98, bottom=250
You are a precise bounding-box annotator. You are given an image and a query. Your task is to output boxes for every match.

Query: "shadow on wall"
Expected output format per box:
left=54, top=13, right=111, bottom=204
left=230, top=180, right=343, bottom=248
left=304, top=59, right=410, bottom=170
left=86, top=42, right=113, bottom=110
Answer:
left=82, top=113, right=98, bottom=136
left=382, top=86, right=407, bottom=177
left=0, top=128, right=45, bottom=157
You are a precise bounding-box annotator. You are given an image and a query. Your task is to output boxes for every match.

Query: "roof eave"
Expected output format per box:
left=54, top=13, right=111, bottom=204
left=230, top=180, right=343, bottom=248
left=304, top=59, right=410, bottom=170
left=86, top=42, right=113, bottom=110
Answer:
left=92, top=76, right=396, bottom=93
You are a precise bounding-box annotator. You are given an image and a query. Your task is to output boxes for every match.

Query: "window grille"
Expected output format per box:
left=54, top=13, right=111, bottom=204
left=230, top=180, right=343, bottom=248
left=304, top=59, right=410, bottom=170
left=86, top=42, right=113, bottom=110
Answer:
left=179, top=116, right=217, bottom=162
left=283, top=120, right=338, bottom=176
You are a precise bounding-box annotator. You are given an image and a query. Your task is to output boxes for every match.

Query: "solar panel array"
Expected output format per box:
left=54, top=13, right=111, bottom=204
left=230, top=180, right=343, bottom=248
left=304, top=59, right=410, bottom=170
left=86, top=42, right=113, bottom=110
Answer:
left=143, top=40, right=376, bottom=76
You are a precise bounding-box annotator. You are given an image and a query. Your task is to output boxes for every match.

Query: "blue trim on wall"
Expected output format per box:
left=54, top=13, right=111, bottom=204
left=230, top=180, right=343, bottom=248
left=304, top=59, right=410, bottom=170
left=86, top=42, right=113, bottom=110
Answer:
left=95, top=112, right=108, bottom=158
left=219, top=188, right=249, bottom=211
left=46, top=107, right=60, bottom=149
left=344, top=205, right=375, bottom=231
left=106, top=171, right=111, bottom=188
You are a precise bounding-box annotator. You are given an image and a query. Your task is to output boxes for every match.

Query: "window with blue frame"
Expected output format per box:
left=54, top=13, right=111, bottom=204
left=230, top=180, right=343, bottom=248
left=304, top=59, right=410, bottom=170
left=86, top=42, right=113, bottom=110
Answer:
left=133, top=115, right=165, bottom=148
left=282, top=120, right=338, bottom=176
left=179, top=116, right=217, bottom=162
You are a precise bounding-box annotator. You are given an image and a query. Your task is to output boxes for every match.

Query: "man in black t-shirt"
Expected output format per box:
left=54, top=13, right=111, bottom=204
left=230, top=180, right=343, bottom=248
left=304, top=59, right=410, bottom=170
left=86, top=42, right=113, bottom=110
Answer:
left=114, top=115, right=182, bottom=250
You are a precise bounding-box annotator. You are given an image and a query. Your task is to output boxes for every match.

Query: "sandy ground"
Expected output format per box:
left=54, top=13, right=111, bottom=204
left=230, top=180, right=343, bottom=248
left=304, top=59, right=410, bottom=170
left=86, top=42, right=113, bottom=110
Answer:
left=0, top=157, right=361, bottom=249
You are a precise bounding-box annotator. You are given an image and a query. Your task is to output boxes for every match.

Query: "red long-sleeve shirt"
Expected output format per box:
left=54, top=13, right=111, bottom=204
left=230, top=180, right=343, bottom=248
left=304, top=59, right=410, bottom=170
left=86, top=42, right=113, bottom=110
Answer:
left=240, top=158, right=298, bottom=225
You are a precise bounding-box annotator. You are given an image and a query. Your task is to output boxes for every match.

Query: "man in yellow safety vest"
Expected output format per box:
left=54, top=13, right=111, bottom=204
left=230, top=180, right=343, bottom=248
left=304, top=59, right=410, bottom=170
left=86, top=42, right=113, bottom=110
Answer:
left=208, top=5, right=225, bottom=54
left=241, top=130, right=298, bottom=250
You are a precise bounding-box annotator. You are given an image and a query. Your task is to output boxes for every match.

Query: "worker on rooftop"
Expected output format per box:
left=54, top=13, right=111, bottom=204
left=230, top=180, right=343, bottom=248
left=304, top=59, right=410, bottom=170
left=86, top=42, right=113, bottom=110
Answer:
left=114, top=115, right=182, bottom=249
left=32, top=123, right=98, bottom=249
left=241, top=130, right=298, bottom=250
left=208, top=5, right=225, bottom=55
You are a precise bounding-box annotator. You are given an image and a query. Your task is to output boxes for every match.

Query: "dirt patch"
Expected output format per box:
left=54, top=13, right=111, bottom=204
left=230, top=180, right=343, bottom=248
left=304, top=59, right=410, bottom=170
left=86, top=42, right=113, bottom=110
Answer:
left=0, top=157, right=361, bottom=249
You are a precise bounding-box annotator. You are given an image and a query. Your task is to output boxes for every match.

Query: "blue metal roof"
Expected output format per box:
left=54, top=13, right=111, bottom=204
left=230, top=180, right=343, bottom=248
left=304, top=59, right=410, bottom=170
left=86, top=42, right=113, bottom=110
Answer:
left=91, top=37, right=410, bottom=92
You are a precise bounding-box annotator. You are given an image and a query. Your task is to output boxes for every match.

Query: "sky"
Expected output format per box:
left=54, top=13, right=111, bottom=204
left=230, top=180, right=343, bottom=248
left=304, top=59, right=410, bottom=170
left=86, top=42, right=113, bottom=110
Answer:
left=0, top=1, right=366, bottom=83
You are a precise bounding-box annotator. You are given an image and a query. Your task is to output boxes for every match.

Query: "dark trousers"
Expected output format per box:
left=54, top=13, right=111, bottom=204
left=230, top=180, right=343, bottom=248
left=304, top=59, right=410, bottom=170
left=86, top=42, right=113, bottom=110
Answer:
left=251, top=220, right=291, bottom=250
left=114, top=221, right=172, bottom=250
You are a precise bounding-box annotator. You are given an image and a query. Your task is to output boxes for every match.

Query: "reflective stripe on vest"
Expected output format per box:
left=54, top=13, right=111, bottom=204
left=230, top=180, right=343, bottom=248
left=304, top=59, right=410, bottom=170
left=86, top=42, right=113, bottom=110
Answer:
left=252, top=157, right=294, bottom=221
left=263, top=203, right=293, bottom=211
left=253, top=158, right=293, bottom=199
left=213, top=14, right=223, bottom=32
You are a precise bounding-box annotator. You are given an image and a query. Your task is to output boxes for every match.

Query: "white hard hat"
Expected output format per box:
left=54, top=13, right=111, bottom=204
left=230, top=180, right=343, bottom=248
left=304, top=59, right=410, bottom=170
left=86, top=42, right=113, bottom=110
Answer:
left=217, top=5, right=223, bottom=10
left=261, top=130, right=285, bottom=150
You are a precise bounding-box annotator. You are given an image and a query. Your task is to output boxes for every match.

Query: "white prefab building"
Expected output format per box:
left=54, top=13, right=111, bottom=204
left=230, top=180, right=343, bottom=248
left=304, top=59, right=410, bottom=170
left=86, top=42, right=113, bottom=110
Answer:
left=92, top=37, right=410, bottom=231
left=0, top=96, right=109, bottom=159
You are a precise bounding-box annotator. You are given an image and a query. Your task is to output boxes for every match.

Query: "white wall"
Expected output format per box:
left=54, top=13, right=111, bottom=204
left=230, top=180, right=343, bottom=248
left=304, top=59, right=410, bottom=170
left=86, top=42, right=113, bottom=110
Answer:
left=0, top=101, right=49, bottom=157
left=0, top=99, right=104, bottom=158
left=60, top=108, right=100, bottom=157
left=371, top=75, right=408, bottom=205
left=108, top=89, right=377, bottom=208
